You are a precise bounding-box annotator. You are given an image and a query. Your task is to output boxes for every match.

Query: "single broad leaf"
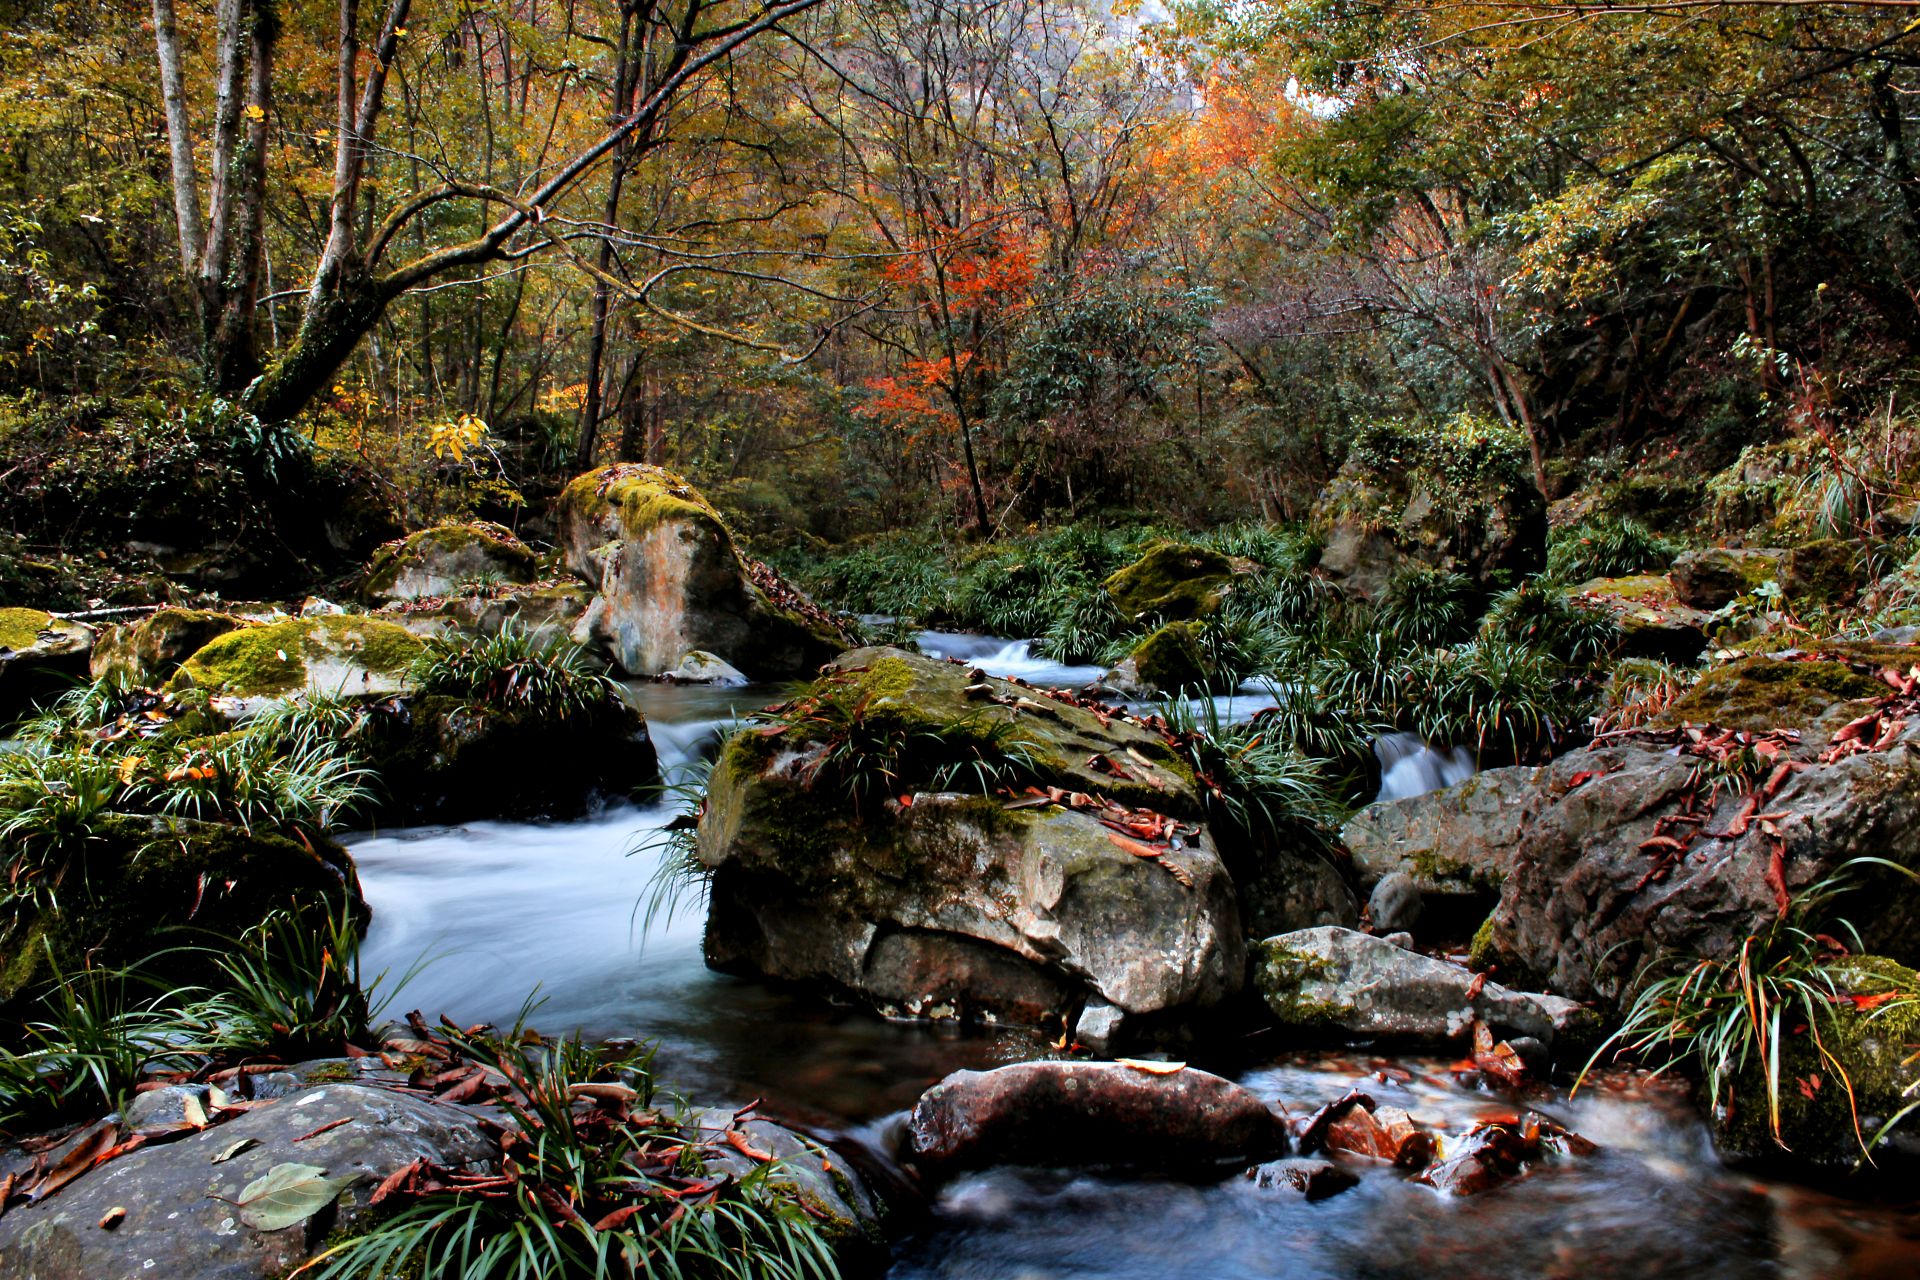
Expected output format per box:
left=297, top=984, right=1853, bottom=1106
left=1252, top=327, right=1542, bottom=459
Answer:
left=182, top=1094, right=209, bottom=1129
left=236, top=1162, right=354, bottom=1231
left=211, top=1137, right=258, bottom=1164
left=1115, top=1059, right=1186, bottom=1075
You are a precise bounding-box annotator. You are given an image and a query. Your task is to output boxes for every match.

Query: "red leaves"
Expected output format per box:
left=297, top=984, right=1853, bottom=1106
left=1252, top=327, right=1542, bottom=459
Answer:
left=722, top=1129, right=774, bottom=1163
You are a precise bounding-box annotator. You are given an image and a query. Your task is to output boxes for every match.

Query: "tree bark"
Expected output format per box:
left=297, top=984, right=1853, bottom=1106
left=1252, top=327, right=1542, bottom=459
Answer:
left=150, top=0, right=204, bottom=275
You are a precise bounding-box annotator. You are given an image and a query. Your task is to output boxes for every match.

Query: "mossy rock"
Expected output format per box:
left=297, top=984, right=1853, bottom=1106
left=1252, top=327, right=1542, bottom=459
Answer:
left=1102, top=542, right=1240, bottom=621
left=0, top=813, right=360, bottom=1010
left=1715, top=955, right=1920, bottom=1171
left=90, top=608, right=244, bottom=686
left=0, top=606, right=92, bottom=725
left=361, top=520, right=539, bottom=604
left=1782, top=538, right=1867, bottom=607
left=1311, top=413, right=1546, bottom=599
left=1129, top=621, right=1210, bottom=693
left=169, top=615, right=423, bottom=702
left=1569, top=575, right=1710, bottom=662
left=1655, top=648, right=1906, bottom=735
left=559, top=464, right=846, bottom=678
left=357, top=692, right=658, bottom=823
left=1669, top=547, right=1787, bottom=611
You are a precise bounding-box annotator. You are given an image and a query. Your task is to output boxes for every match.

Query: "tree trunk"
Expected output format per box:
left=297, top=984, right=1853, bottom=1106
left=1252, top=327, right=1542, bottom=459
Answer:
left=150, top=0, right=204, bottom=276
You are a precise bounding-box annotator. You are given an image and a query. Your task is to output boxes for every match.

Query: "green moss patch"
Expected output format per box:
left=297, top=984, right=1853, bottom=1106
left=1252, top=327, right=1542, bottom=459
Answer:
left=172, top=615, right=423, bottom=697
left=0, top=605, right=54, bottom=650
left=1131, top=621, right=1209, bottom=692
left=1659, top=654, right=1890, bottom=733
left=563, top=464, right=728, bottom=538
left=1103, top=542, right=1239, bottom=620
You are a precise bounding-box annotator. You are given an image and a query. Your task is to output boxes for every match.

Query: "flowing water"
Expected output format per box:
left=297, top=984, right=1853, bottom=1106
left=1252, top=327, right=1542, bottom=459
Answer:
left=352, top=635, right=1920, bottom=1278
left=1373, top=731, right=1478, bottom=804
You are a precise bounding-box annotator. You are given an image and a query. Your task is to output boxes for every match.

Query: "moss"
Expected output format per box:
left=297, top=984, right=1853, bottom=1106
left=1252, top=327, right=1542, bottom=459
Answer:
left=1658, top=654, right=1890, bottom=733
left=363, top=521, right=537, bottom=596
left=1718, top=955, right=1920, bottom=1167
left=0, top=605, right=54, bottom=650
left=562, top=464, right=727, bottom=538
left=301, top=1061, right=356, bottom=1083
left=1468, top=914, right=1498, bottom=970
left=1409, top=848, right=1481, bottom=887
left=1130, top=621, right=1209, bottom=692
left=1253, top=940, right=1352, bottom=1028
left=171, top=615, right=422, bottom=696
left=1103, top=541, right=1239, bottom=621
left=1783, top=538, right=1865, bottom=606
left=1573, top=573, right=1675, bottom=603
left=91, top=608, right=241, bottom=685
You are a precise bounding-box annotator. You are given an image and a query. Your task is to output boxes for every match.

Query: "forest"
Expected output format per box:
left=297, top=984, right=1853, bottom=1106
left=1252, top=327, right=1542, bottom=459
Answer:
left=2, top=1, right=1920, bottom=1277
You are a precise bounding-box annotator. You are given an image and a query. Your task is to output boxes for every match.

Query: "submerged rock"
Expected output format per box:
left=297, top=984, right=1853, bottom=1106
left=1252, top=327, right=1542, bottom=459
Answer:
left=558, top=464, right=847, bottom=678
left=169, top=614, right=422, bottom=708
left=0, top=813, right=359, bottom=1009
left=1254, top=926, right=1591, bottom=1046
left=360, top=520, right=539, bottom=604
left=697, top=647, right=1256, bottom=1046
left=906, top=1062, right=1289, bottom=1174
left=0, top=606, right=91, bottom=723
left=89, top=607, right=243, bottom=686
left=1244, top=1157, right=1359, bottom=1200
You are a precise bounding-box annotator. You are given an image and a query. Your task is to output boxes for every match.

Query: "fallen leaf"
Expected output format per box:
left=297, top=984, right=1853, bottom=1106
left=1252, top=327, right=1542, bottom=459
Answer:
left=182, top=1093, right=209, bottom=1129
left=721, top=1130, right=774, bottom=1163
left=235, top=1162, right=356, bottom=1232
left=211, top=1137, right=258, bottom=1164
left=29, top=1124, right=117, bottom=1201
left=99, top=1206, right=125, bottom=1229
left=1115, top=1059, right=1187, bottom=1075
left=294, top=1117, right=353, bottom=1143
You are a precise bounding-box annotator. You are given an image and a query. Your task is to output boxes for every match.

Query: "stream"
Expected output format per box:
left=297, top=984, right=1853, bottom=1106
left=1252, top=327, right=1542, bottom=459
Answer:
left=351, top=636, right=1920, bottom=1278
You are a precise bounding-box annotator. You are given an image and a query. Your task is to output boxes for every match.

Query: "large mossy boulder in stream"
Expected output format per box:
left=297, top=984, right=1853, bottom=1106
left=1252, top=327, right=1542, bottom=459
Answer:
left=697, top=647, right=1259, bottom=1049
left=1102, top=542, right=1244, bottom=622
left=89, top=607, right=244, bottom=686
left=0, top=813, right=360, bottom=1008
left=0, top=607, right=92, bottom=724
left=360, top=520, right=539, bottom=604
left=168, top=614, right=422, bottom=706
left=558, top=464, right=848, bottom=678
left=1478, top=645, right=1920, bottom=1006
left=1310, top=415, right=1545, bottom=600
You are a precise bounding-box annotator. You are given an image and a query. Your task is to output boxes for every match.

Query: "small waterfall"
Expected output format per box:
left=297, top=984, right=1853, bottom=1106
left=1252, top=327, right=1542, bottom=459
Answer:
left=915, top=631, right=1107, bottom=685
left=1373, top=731, right=1476, bottom=803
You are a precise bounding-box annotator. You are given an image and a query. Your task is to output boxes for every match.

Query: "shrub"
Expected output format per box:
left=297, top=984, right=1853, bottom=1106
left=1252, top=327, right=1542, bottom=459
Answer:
left=1546, top=516, right=1679, bottom=583
left=410, top=627, right=622, bottom=720
left=1375, top=566, right=1479, bottom=646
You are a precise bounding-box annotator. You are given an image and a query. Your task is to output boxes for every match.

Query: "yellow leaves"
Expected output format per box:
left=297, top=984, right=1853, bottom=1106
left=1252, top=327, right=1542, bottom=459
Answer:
left=243, top=103, right=265, bottom=122
left=427, top=413, right=490, bottom=462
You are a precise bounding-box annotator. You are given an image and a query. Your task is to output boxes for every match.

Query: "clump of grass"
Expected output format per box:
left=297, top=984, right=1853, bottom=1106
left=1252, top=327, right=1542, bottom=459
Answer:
left=1164, top=696, right=1346, bottom=855
left=1547, top=516, right=1680, bottom=583
left=410, top=626, right=622, bottom=719
left=1036, top=588, right=1131, bottom=664
left=304, top=1019, right=841, bottom=1280
left=1480, top=579, right=1619, bottom=666
left=1375, top=566, right=1479, bottom=646
left=1580, top=859, right=1920, bottom=1157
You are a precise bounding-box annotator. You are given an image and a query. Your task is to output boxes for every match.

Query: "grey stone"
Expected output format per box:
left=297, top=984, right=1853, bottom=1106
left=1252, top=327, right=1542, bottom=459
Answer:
left=1255, top=925, right=1592, bottom=1045
left=1366, top=872, right=1423, bottom=933
left=661, top=649, right=751, bottom=687
left=683, top=1108, right=885, bottom=1260
left=1669, top=547, right=1788, bottom=611
left=1343, top=767, right=1540, bottom=897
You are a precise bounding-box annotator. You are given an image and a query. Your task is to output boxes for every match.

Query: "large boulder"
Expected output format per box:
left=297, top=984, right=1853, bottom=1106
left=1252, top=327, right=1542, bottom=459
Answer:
left=906, top=1061, right=1289, bottom=1174
left=169, top=615, right=423, bottom=707
left=1343, top=767, right=1537, bottom=897
left=0, top=607, right=91, bottom=724
left=1101, top=621, right=1209, bottom=697
left=1102, top=542, right=1243, bottom=622
left=89, top=607, right=243, bottom=686
left=0, top=813, right=360, bottom=1008
left=1254, top=926, right=1592, bottom=1047
left=696, top=647, right=1260, bottom=1048
left=684, top=1108, right=887, bottom=1261
left=1483, top=650, right=1920, bottom=1004
left=1311, top=415, right=1545, bottom=600
left=360, top=520, right=539, bottom=604
left=379, top=581, right=596, bottom=656
left=0, top=1080, right=495, bottom=1280
left=558, top=464, right=847, bottom=678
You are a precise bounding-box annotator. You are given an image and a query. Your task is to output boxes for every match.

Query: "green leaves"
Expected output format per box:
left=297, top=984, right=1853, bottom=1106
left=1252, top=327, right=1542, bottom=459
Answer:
left=236, top=1161, right=357, bottom=1232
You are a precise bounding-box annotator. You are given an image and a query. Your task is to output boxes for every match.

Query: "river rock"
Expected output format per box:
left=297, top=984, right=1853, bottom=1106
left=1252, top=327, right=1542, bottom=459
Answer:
left=1255, top=926, right=1591, bottom=1045
left=1343, top=767, right=1539, bottom=927
left=1310, top=416, right=1546, bottom=599
left=683, top=1108, right=887, bottom=1262
left=0, top=814, right=361, bottom=1009
left=0, top=607, right=92, bottom=724
left=1484, top=654, right=1920, bottom=1004
left=89, top=607, right=243, bottom=686
left=360, top=520, right=540, bottom=604
left=661, top=649, right=750, bottom=686
left=1245, top=1157, right=1359, bottom=1200
left=906, top=1062, right=1289, bottom=1174
left=380, top=581, right=598, bottom=655
left=0, top=1082, right=496, bottom=1280
left=169, top=614, right=422, bottom=710
left=558, top=464, right=847, bottom=678
left=698, top=647, right=1268, bottom=1046
left=1102, top=621, right=1210, bottom=696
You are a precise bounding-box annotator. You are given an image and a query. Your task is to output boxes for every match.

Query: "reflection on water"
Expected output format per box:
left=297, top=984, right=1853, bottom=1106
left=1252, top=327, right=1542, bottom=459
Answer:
left=350, top=634, right=1920, bottom=1278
